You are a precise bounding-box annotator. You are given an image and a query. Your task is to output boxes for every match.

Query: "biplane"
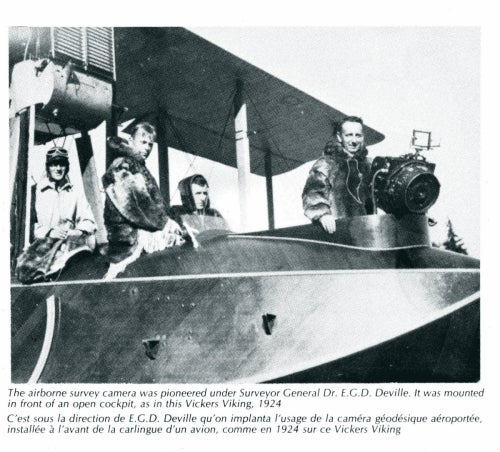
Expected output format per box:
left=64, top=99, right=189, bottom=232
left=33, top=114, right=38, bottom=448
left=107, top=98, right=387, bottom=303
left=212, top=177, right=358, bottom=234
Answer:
left=9, top=27, right=479, bottom=383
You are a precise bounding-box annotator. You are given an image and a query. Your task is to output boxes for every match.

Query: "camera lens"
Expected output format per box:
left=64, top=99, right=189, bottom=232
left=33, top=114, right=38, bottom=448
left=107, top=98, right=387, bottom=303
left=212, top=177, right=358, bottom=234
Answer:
left=405, top=172, right=440, bottom=213
left=372, top=157, right=440, bottom=215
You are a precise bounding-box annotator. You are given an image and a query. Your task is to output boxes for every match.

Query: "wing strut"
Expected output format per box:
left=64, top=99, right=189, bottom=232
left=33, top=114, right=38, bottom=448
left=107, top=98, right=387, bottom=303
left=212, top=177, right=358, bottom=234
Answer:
left=156, top=109, right=170, bottom=204
left=234, top=79, right=251, bottom=232
left=265, top=148, right=275, bottom=230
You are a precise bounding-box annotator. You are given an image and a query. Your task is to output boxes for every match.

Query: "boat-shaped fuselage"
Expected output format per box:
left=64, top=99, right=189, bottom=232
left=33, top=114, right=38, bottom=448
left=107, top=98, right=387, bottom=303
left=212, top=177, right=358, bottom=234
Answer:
left=11, top=214, right=480, bottom=383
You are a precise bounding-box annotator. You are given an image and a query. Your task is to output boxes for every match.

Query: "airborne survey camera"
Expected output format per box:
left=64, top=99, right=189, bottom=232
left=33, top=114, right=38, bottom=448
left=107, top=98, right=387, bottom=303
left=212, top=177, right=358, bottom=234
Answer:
left=370, top=130, right=441, bottom=216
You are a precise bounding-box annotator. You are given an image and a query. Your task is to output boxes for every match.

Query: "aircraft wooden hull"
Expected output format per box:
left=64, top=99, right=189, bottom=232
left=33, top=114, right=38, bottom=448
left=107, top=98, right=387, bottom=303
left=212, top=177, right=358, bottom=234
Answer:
left=11, top=219, right=479, bottom=383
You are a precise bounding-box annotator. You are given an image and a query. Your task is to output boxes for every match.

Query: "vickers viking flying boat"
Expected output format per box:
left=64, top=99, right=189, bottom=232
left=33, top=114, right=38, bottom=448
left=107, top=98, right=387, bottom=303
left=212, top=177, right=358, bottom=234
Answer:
left=9, top=27, right=479, bottom=383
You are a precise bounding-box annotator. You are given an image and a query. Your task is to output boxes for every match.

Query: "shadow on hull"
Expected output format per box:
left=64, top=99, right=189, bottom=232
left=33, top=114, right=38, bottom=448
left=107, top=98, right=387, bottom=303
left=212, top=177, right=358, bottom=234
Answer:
left=269, top=300, right=479, bottom=383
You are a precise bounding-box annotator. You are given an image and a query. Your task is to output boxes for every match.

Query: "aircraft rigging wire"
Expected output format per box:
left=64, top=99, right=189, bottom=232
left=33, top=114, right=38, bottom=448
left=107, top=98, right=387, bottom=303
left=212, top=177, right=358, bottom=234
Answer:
left=242, top=85, right=292, bottom=176
left=162, top=109, right=199, bottom=203
left=43, top=121, right=60, bottom=149
left=163, top=110, right=191, bottom=164
left=46, top=120, right=68, bottom=148
left=61, top=127, right=68, bottom=149
left=207, top=86, right=238, bottom=182
left=164, top=86, right=237, bottom=204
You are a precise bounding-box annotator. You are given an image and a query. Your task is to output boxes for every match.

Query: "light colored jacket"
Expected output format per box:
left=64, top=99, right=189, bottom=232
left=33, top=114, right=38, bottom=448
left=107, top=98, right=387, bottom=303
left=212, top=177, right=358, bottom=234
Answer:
left=34, top=177, right=96, bottom=239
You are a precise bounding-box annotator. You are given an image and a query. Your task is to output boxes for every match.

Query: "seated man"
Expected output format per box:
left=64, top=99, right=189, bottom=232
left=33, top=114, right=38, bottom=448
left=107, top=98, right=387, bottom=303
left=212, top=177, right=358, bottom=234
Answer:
left=16, top=147, right=96, bottom=283
left=169, top=174, right=230, bottom=246
left=103, top=122, right=183, bottom=278
left=302, top=116, right=373, bottom=233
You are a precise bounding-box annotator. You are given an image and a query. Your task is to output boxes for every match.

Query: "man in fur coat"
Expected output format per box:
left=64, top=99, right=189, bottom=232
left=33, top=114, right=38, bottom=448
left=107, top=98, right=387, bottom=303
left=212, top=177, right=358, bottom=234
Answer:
left=102, top=122, right=183, bottom=278
left=302, top=116, right=373, bottom=233
left=169, top=174, right=230, bottom=246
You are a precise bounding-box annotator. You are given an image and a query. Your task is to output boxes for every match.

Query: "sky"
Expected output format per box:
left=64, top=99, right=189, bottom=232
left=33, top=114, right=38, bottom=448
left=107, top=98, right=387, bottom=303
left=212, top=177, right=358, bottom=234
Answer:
left=188, top=27, right=481, bottom=256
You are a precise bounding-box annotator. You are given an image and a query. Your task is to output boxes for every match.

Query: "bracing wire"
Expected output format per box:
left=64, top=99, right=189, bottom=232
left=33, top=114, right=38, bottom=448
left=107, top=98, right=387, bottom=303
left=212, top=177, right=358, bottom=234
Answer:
left=207, top=86, right=238, bottom=182
left=162, top=111, right=199, bottom=204
left=61, top=127, right=68, bottom=148
left=44, top=121, right=60, bottom=149
left=165, top=86, right=237, bottom=204
left=242, top=85, right=292, bottom=176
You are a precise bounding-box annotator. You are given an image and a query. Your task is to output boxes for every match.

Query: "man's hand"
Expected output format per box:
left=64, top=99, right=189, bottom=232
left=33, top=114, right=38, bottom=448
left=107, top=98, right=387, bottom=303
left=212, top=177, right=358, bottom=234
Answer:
left=184, top=224, right=200, bottom=249
left=48, top=226, right=68, bottom=240
left=166, top=219, right=182, bottom=235
left=67, top=229, right=83, bottom=238
left=319, top=214, right=336, bottom=234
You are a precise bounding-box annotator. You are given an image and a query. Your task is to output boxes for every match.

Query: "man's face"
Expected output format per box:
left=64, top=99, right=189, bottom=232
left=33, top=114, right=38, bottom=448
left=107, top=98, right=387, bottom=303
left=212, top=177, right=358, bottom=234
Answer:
left=191, top=183, right=209, bottom=210
left=131, top=131, right=154, bottom=161
left=48, top=161, right=68, bottom=182
left=337, top=121, right=364, bottom=154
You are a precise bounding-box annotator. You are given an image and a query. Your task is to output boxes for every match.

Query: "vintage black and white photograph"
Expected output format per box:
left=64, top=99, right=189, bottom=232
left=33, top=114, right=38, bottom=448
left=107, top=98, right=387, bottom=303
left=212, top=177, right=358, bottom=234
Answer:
left=8, top=26, right=480, bottom=385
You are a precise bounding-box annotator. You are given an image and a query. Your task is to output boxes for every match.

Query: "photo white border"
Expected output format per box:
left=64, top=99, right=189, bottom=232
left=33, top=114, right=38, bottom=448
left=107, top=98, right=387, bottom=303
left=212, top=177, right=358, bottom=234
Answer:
left=1, top=1, right=498, bottom=450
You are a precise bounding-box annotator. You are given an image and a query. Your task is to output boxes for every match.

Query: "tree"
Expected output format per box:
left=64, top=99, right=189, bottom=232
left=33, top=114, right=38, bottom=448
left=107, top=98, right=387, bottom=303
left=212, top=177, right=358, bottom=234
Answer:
left=441, top=218, right=468, bottom=255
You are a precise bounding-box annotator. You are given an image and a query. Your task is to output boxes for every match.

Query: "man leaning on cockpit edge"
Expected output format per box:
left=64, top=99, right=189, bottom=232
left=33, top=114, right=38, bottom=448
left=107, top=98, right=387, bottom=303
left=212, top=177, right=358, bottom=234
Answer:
left=302, top=116, right=373, bottom=233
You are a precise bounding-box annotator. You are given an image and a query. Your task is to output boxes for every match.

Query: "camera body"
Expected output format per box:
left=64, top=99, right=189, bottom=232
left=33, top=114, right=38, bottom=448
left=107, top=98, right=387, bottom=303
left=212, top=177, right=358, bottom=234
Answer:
left=370, top=155, right=440, bottom=216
